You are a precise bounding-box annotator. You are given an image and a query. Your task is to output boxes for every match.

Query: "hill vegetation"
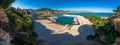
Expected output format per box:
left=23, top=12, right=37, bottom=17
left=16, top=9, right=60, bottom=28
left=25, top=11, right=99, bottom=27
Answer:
left=0, top=0, right=15, bottom=9
left=5, top=7, right=37, bottom=45
left=84, top=15, right=115, bottom=45
left=84, top=6, right=120, bottom=45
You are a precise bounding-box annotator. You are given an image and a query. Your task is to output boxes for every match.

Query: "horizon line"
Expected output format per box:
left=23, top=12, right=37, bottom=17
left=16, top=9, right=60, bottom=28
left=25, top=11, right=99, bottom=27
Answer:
left=11, top=6, right=114, bottom=13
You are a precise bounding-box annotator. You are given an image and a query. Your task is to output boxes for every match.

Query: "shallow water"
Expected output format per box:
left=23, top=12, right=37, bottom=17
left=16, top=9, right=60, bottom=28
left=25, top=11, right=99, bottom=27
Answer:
left=65, top=12, right=114, bottom=17
left=55, top=13, right=114, bottom=25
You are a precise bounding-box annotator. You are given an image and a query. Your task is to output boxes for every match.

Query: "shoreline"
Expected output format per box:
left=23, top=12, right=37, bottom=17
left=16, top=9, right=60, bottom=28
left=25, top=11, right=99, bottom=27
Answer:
left=31, top=13, right=99, bottom=45
left=63, top=14, right=109, bottom=19
left=34, top=18, right=97, bottom=45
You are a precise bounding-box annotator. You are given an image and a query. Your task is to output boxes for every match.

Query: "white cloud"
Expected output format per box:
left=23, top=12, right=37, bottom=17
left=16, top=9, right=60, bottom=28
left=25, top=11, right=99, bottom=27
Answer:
left=11, top=0, right=36, bottom=9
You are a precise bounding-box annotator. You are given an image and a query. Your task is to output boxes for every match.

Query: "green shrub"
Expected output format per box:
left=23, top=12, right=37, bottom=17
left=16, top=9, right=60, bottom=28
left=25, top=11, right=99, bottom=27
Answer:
left=5, top=7, right=37, bottom=45
left=84, top=15, right=118, bottom=45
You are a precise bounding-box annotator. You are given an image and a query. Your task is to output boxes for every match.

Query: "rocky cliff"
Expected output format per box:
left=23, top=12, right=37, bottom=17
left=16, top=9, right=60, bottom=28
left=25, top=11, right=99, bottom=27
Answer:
left=110, top=16, right=120, bottom=32
left=109, top=15, right=120, bottom=45
left=0, top=8, right=13, bottom=45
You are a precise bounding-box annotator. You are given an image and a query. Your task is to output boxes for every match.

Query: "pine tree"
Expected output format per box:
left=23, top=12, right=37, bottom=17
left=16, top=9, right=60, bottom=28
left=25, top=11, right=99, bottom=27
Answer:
left=0, top=0, right=15, bottom=9
left=113, top=5, right=120, bottom=16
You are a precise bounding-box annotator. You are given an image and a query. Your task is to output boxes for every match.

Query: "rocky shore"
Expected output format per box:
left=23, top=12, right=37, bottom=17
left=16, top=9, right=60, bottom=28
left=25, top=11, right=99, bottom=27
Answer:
left=0, top=8, right=13, bottom=45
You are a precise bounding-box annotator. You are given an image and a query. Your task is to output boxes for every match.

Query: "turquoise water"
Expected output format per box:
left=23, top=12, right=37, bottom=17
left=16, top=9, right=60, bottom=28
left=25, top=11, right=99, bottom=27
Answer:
left=56, top=16, right=74, bottom=25
left=56, top=13, right=114, bottom=25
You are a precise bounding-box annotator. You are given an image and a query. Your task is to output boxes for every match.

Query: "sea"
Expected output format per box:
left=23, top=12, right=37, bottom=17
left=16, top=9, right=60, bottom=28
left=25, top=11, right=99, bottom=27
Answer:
left=55, top=12, right=114, bottom=25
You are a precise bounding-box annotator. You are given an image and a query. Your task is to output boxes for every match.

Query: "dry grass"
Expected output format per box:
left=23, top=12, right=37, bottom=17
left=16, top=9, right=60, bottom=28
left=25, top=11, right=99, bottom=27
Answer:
left=113, top=18, right=120, bottom=23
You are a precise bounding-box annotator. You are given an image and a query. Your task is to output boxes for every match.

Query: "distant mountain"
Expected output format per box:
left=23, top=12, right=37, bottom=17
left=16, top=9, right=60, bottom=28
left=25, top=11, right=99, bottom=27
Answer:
left=23, top=8, right=93, bottom=15
left=64, top=10, right=93, bottom=13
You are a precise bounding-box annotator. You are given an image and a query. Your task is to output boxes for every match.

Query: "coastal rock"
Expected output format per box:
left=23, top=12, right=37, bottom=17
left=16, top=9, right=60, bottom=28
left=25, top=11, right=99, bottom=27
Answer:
left=0, top=8, right=9, bottom=23
left=114, top=37, right=120, bottom=45
left=0, top=29, right=12, bottom=43
left=0, top=41, right=12, bottom=45
left=110, top=16, right=120, bottom=32
left=0, top=8, right=13, bottom=45
left=0, top=27, right=12, bottom=45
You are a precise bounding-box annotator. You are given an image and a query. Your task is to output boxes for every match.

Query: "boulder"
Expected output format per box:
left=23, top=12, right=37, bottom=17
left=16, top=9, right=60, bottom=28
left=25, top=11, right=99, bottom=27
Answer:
left=110, top=16, right=120, bottom=32
left=115, top=37, right=120, bottom=45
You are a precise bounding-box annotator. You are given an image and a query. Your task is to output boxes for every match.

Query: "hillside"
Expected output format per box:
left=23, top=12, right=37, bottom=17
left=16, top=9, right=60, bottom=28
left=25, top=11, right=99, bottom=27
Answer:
left=0, top=7, right=37, bottom=45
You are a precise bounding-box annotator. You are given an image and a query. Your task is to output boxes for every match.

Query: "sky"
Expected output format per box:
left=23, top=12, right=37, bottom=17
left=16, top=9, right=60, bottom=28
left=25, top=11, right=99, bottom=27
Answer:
left=12, top=0, right=120, bottom=13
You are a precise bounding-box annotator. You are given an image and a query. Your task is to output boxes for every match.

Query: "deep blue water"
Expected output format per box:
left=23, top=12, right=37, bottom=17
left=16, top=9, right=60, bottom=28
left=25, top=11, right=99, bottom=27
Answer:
left=56, top=13, right=114, bottom=25
left=65, top=12, right=114, bottom=17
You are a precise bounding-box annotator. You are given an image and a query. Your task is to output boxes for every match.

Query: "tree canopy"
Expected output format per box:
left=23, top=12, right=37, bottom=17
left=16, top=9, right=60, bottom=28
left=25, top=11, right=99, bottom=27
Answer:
left=113, top=6, right=120, bottom=12
left=5, top=7, right=37, bottom=45
left=0, top=0, right=15, bottom=9
left=37, top=8, right=53, bottom=11
left=113, top=5, right=120, bottom=16
left=35, top=8, right=54, bottom=16
left=84, top=15, right=117, bottom=45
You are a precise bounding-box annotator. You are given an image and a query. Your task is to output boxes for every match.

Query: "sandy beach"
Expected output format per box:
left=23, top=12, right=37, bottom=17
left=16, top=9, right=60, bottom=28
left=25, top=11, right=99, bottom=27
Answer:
left=29, top=12, right=102, bottom=45
left=31, top=14, right=101, bottom=45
